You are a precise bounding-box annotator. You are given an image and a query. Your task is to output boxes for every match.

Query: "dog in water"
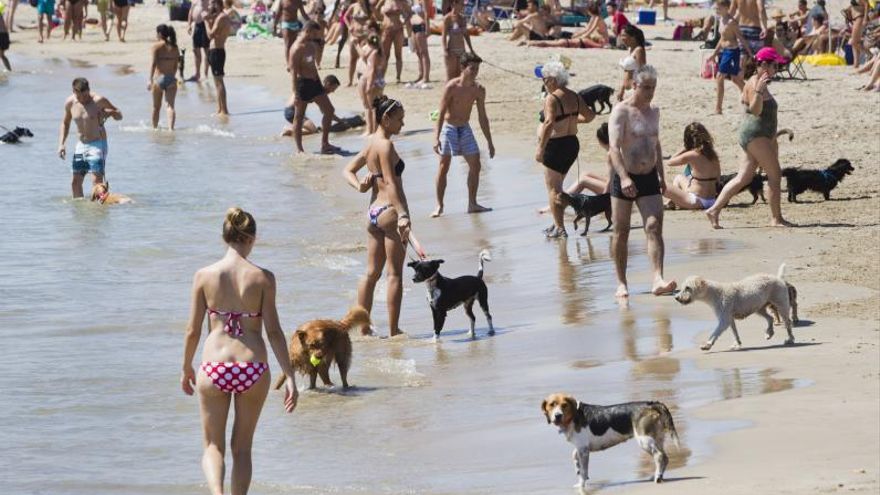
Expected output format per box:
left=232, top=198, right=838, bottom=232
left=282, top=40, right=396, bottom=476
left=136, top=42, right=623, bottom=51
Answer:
left=0, top=126, right=34, bottom=144
left=557, top=192, right=612, bottom=236
left=408, top=250, right=494, bottom=341
left=274, top=306, right=371, bottom=390
left=578, top=84, right=615, bottom=115
left=674, top=264, right=795, bottom=350
left=90, top=182, right=133, bottom=205
left=782, top=158, right=854, bottom=202
left=542, top=393, right=679, bottom=487
left=718, top=172, right=766, bottom=204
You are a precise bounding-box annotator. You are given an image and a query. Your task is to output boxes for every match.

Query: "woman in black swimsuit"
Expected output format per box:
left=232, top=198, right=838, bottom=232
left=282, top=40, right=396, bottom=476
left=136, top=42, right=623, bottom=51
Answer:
left=343, top=96, right=418, bottom=337
left=113, top=0, right=130, bottom=42
left=535, top=61, right=595, bottom=238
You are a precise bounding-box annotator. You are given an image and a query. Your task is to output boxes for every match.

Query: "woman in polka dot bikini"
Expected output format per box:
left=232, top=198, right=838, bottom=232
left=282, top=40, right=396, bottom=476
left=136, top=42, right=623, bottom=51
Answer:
left=181, top=207, right=299, bottom=495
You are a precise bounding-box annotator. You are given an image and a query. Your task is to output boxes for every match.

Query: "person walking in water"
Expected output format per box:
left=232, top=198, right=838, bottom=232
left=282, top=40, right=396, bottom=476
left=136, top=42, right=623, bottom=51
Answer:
left=148, top=24, right=180, bottom=130
left=58, top=78, right=123, bottom=198
left=343, top=96, right=419, bottom=338
left=432, top=53, right=494, bottom=217
left=205, top=0, right=232, bottom=116
left=607, top=65, right=676, bottom=298
left=181, top=207, right=298, bottom=495
left=289, top=21, right=341, bottom=154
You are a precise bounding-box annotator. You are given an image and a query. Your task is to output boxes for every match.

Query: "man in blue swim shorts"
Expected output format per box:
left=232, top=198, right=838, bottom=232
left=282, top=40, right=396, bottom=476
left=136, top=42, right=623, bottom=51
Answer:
left=712, top=0, right=751, bottom=114
left=36, top=0, right=55, bottom=43
left=58, top=78, right=123, bottom=198
left=432, top=53, right=496, bottom=217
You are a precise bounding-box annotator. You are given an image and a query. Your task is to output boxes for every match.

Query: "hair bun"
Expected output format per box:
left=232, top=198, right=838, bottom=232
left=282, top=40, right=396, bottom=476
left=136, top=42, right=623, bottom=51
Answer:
left=223, top=207, right=256, bottom=244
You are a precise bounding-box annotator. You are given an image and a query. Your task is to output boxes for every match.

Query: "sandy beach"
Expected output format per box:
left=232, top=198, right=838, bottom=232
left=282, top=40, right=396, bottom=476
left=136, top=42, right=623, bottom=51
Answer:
left=2, top=0, right=879, bottom=493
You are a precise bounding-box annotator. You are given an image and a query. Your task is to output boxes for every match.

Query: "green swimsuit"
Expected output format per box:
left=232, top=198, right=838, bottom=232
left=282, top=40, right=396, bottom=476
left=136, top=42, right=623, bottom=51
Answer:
left=738, top=94, right=777, bottom=150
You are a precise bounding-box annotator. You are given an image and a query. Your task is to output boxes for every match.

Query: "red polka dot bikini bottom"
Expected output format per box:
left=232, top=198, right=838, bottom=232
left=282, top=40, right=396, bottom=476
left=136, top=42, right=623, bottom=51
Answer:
left=200, top=361, right=268, bottom=394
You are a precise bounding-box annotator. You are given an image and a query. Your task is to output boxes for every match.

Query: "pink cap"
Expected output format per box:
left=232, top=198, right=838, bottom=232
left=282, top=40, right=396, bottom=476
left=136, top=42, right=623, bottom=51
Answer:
left=755, top=47, right=787, bottom=64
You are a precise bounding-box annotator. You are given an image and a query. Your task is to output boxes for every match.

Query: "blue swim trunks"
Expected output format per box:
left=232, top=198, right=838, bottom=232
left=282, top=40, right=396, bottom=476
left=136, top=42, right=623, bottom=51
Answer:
left=72, top=139, right=108, bottom=176
left=718, top=48, right=741, bottom=76
left=440, top=123, right=480, bottom=157
left=37, top=0, right=55, bottom=16
left=281, top=20, right=303, bottom=32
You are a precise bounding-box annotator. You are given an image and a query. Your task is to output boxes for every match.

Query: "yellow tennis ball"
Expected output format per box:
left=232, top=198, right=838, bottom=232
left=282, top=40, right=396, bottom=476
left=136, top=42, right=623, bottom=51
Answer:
left=309, top=355, right=322, bottom=367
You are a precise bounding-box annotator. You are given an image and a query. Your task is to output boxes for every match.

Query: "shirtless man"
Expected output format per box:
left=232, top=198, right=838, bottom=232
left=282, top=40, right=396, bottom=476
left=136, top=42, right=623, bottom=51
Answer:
left=187, top=0, right=212, bottom=82
left=432, top=53, right=495, bottom=216
left=607, top=65, right=676, bottom=298
left=58, top=78, right=123, bottom=198
left=289, top=21, right=339, bottom=154
left=205, top=0, right=232, bottom=116
left=712, top=0, right=752, bottom=114
left=730, top=0, right=767, bottom=56
left=274, top=0, right=310, bottom=69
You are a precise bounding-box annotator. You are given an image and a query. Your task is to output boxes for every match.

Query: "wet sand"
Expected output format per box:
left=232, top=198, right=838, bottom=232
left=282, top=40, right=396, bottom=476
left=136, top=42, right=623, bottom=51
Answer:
left=3, top=2, right=879, bottom=493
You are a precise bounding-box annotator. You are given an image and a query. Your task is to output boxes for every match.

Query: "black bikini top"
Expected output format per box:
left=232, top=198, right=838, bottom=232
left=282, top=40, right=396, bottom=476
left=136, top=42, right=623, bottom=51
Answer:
left=375, top=159, right=405, bottom=178
left=550, top=92, right=580, bottom=122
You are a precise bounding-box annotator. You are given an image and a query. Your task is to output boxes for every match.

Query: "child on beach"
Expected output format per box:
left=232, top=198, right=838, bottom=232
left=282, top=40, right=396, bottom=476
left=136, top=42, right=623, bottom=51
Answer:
left=712, top=0, right=751, bottom=115
left=36, top=0, right=55, bottom=43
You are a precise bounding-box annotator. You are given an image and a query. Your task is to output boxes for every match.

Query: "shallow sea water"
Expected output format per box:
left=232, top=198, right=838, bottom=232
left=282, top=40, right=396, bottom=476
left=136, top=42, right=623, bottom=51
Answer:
left=0, top=58, right=805, bottom=494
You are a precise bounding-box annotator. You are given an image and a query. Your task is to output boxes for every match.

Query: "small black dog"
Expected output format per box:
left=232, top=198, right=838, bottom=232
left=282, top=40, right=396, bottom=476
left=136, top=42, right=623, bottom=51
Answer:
left=558, top=192, right=612, bottom=236
left=718, top=172, right=766, bottom=204
left=577, top=84, right=614, bottom=115
left=0, top=126, right=34, bottom=144
left=408, top=250, right=495, bottom=341
left=178, top=48, right=186, bottom=81
left=782, top=158, right=854, bottom=202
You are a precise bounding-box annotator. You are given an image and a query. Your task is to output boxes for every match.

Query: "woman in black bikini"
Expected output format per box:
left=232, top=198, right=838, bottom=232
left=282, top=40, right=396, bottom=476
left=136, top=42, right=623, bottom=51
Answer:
left=112, top=0, right=130, bottom=42
left=848, top=0, right=868, bottom=69
left=343, top=96, right=417, bottom=337
left=662, top=122, right=721, bottom=210
left=536, top=61, right=595, bottom=238
left=409, top=0, right=431, bottom=86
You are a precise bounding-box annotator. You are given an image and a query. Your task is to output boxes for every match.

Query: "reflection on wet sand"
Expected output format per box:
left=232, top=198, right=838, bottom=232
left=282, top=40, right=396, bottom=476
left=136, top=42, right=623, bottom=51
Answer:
left=717, top=367, right=797, bottom=400
left=621, top=307, right=694, bottom=477
left=556, top=237, right=611, bottom=325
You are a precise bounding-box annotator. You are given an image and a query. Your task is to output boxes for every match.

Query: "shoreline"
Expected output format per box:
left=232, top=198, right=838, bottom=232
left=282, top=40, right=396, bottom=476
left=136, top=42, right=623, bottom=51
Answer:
left=4, top=3, right=879, bottom=493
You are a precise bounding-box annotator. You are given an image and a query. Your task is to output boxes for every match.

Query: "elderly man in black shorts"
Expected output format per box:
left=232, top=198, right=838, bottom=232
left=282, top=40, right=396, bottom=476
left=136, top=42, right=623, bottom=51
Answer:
left=607, top=65, right=676, bottom=299
left=289, top=21, right=339, bottom=154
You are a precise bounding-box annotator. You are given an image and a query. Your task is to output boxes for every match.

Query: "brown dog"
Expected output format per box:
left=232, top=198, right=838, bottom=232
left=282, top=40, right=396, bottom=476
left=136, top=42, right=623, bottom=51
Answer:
left=90, top=182, right=132, bottom=205
left=274, top=306, right=370, bottom=390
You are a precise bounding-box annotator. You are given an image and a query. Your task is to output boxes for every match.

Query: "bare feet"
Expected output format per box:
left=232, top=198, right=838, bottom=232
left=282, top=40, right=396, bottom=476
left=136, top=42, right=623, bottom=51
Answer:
left=545, top=226, right=568, bottom=239
left=431, top=205, right=444, bottom=218
left=467, top=203, right=492, bottom=214
left=615, top=284, right=629, bottom=298
left=651, top=278, right=677, bottom=295
left=705, top=209, right=722, bottom=229
left=321, top=144, right=342, bottom=155
left=769, top=218, right=794, bottom=227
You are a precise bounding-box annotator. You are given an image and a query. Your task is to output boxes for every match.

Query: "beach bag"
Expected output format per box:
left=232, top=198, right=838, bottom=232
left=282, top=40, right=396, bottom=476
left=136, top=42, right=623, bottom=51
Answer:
left=701, top=56, right=717, bottom=79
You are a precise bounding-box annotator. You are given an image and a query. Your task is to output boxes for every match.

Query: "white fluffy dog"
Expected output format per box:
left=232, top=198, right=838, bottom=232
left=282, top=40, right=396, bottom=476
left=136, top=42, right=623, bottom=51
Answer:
left=674, top=264, right=795, bottom=350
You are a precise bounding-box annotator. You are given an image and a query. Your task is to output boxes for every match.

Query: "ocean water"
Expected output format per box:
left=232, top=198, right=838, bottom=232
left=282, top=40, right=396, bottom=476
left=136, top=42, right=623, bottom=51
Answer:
left=0, top=58, right=803, bottom=494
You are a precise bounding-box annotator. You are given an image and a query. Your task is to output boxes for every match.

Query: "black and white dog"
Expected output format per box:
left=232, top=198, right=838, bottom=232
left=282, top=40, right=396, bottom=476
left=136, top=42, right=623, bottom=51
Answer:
left=557, top=192, right=612, bottom=236
left=782, top=158, right=854, bottom=202
left=577, top=84, right=615, bottom=115
left=542, top=393, right=679, bottom=487
left=0, top=126, right=34, bottom=144
left=407, top=250, right=494, bottom=342
left=718, top=172, right=766, bottom=204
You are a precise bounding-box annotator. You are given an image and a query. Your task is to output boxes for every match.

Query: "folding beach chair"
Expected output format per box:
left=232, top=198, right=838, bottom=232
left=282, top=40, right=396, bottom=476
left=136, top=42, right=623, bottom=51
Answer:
left=777, top=56, right=808, bottom=80
left=490, top=0, right=518, bottom=32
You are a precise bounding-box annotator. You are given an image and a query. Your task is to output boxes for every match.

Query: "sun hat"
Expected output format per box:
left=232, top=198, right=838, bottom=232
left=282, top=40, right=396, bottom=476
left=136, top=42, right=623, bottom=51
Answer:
left=755, top=47, right=787, bottom=64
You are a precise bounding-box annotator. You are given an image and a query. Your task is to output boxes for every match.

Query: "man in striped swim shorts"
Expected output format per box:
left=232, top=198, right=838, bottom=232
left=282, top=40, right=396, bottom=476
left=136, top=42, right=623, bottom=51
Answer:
left=432, top=53, right=496, bottom=217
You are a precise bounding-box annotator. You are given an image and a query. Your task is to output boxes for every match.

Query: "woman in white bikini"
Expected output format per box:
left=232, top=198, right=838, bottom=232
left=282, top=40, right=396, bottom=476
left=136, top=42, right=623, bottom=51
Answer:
left=617, top=25, right=646, bottom=102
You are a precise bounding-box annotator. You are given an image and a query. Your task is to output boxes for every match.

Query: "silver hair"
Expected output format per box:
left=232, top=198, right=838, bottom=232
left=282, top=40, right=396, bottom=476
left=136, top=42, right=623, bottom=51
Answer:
left=634, top=64, right=658, bottom=85
left=541, top=61, right=569, bottom=87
